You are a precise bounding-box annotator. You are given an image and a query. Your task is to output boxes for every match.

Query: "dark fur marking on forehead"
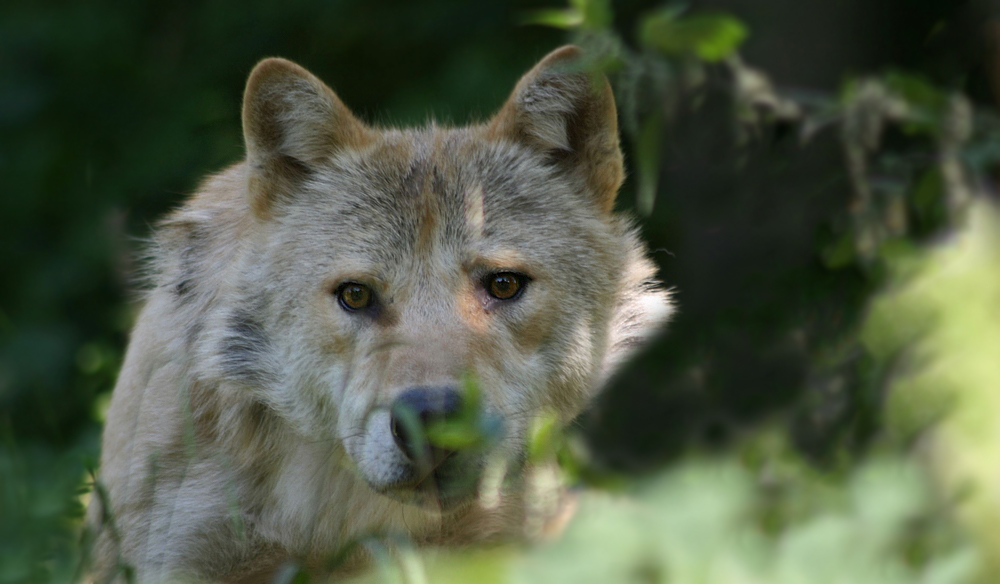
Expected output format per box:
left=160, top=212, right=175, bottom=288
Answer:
left=398, top=159, right=428, bottom=200
left=466, top=145, right=553, bottom=210
left=432, top=165, right=452, bottom=200
left=220, top=308, right=276, bottom=387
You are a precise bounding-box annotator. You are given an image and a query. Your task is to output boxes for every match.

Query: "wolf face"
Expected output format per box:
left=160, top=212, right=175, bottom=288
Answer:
left=230, top=131, right=623, bottom=506
left=194, top=48, right=671, bottom=510
left=91, top=46, right=671, bottom=581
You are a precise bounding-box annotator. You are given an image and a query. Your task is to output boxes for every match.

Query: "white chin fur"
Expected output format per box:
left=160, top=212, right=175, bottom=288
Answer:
left=355, top=409, right=411, bottom=489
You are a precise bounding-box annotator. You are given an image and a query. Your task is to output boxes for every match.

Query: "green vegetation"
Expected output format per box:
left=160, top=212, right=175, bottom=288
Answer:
left=346, top=453, right=976, bottom=584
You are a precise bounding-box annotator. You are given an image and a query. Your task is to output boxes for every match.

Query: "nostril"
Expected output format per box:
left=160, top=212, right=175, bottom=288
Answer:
left=390, top=413, right=415, bottom=459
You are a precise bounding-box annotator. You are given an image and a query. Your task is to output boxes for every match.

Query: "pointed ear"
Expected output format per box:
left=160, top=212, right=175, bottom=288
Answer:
left=487, top=46, right=623, bottom=214
left=241, top=58, right=370, bottom=218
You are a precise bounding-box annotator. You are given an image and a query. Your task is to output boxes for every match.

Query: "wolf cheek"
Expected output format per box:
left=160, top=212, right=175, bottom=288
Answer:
left=89, top=45, right=672, bottom=583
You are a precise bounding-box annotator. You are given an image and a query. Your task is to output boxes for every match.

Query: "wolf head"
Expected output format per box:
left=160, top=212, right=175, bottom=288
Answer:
left=176, top=47, right=670, bottom=511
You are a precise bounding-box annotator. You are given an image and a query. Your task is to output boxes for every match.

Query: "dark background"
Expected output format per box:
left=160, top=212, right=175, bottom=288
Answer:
left=2, top=0, right=997, bottom=581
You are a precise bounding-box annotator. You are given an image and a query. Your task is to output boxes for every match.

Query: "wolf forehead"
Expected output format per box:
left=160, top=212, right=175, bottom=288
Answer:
left=270, top=129, right=617, bottom=272
left=213, top=130, right=623, bottom=387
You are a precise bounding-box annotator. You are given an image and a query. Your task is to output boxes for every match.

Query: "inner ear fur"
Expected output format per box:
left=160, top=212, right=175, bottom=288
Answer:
left=242, top=58, right=370, bottom=218
left=488, top=46, right=624, bottom=214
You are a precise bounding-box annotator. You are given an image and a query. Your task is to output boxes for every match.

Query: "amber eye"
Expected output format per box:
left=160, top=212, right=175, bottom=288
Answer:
left=486, top=272, right=527, bottom=301
left=337, top=283, right=373, bottom=311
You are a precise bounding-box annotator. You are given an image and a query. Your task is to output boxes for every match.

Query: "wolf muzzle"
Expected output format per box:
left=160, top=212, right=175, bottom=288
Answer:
left=390, top=386, right=464, bottom=470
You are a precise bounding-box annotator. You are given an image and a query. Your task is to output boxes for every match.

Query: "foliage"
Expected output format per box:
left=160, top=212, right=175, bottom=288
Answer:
left=345, top=443, right=977, bottom=584
left=865, top=201, right=1000, bottom=579
left=0, top=437, right=96, bottom=584
left=639, top=7, right=747, bottom=62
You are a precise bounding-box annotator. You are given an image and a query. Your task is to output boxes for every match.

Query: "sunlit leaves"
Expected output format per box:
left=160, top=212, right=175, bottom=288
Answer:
left=348, top=449, right=976, bottom=584
left=881, top=72, right=948, bottom=135
left=639, top=7, right=747, bottom=62
left=424, top=375, right=503, bottom=452
left=864, top=202, right=1000, bottom=579
left=521, top=0, right=612, bottom=30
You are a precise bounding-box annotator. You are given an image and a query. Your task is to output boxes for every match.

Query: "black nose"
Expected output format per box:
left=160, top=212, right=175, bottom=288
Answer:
left=390, top=386, right=463, bottom=465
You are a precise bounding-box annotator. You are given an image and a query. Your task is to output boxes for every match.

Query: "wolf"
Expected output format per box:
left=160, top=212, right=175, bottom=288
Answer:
left=87, top=45, right=672, bottom=583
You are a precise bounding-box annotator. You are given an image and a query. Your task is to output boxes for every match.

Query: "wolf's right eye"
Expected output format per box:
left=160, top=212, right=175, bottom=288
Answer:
left=337, top=283, right=373, bottom=311
left=485, top=272, right=528, bottom=301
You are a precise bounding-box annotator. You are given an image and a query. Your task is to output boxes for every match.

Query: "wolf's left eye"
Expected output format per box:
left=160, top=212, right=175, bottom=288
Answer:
left=337, top=283, right=373, bottom=311
left=485, top=272, right=528, bottom=301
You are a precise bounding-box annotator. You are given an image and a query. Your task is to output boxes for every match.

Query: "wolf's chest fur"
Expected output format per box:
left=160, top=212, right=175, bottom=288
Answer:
left=88, top=46, right=671, bottom=583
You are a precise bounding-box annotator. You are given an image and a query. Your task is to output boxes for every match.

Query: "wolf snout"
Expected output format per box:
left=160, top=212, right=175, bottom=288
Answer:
left=390, top=386, right=463, bottom=467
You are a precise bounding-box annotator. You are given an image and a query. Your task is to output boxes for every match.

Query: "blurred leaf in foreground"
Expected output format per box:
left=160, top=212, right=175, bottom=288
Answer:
left=345, top=447, right=975, bottom=584
left=864, top=200, right=1000, bottom=581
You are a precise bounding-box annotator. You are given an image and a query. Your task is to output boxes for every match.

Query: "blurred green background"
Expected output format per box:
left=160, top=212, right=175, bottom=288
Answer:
left=4, top=0, right=1000, bottom=582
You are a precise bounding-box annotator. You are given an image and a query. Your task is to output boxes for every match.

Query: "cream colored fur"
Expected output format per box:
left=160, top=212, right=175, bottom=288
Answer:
left=87, top=46, right=672, bottom=583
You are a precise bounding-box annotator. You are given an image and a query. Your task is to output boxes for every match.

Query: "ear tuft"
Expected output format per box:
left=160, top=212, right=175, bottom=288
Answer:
left=241, top=58, right=369, bottom=217
left=489, top=46, right=623, bottom=214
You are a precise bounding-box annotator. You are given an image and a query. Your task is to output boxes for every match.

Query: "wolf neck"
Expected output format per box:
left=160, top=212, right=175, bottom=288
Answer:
left=256, top=433, right=448, bottom=556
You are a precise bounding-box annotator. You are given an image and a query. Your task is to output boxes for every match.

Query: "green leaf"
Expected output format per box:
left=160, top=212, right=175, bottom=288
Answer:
left=635, top=111, right=663, bottom=216
left=883, top=71, right=946, bottom=135
left=912, top=166, right=947, bottom=229
left=573, top=0, right=612, bottom=29
left=527, top=413, right=560, bottom=462
left=426, top=420, right=482, bottom=450
left=883, top=71, right=946, bottom=113
left=640, top=10, right=748, bottom=62
left=821, top=231, right=856, bottom=269
left=460, top=373, right=482, bottom=411
left=520, top=0, right=611, bottom=30
left=519, top=9, right=584, bottom=29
